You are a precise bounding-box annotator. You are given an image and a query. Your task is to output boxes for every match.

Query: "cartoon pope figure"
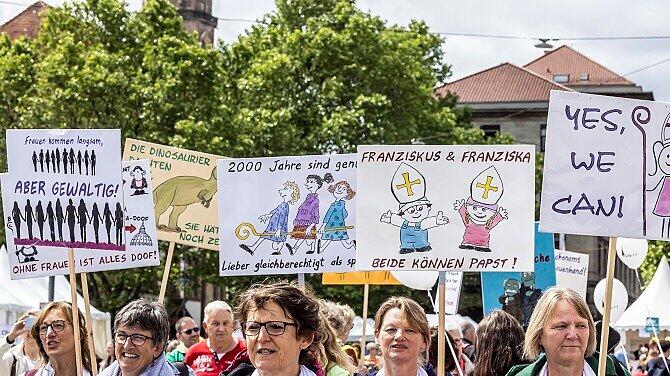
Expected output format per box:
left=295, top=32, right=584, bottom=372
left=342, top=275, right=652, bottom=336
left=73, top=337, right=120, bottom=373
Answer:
left=454, top=166, right=507, bottom=252
left=380, top=163, right=448, bottom=254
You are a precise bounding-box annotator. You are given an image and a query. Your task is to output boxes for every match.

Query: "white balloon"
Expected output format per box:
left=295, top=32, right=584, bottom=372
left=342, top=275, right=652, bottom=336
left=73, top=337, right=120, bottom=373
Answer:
left=593, top=278, right=628, bottom=322
left=616, top=238, right=648, bottom=269
left=391, top=271, right=439, bottom=290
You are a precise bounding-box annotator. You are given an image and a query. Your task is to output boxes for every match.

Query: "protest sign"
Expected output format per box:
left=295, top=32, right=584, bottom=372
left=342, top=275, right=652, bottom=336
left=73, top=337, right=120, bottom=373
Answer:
left=356, top=145, right=535, bottom=272
left=322, top=271, right=400, bottom=285
left=1, top=160, right=160, bottom=278
left=540, top=90, right=670, bottom=239
left=218, top=154, right=357, bottom=276
left=481, top=223, right=556, bottom=326
left=5, top=129, right=124, bottom=252
left=554, top=249, right=589, bottom=299
left=439, top=272, right=464, bottom=315
left=123, top=139, right=222, bottom=250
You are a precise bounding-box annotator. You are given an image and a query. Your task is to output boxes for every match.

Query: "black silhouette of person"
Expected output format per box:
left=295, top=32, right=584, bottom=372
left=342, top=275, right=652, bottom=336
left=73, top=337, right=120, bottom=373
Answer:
left=65, top=199, right=77, bottom=243
left=84, top=150, right=90, bottom=175
left=32, top=151, right=37, bottom=172
left=11, top=202, right=22, bottom=239
left=46, top=201, right=56, bottom=242
left=77, top=150, right=82, bottom=174
left=69, top=148, right=75, bottom=174
left=62, top=148, right=68, bottom=174
left=35, top=201, right=45, bottom=240
left=89, top=203, right=102, bottom=243
left=91, top=150, right=96, bottom=175
left=39, top=150, right=44, bottom=172
left=51, top=150, right=56, bottom=173
left=103, top=203, right=113, bottom=244
left=55, top=148, right=61, bottom=173
left=45, top=151, right=51, bottom=173
left=77, top=199, right=88, bottom=243
left=24, top=199, right=34, bottom=239
left=55, top=198, right=64, bottom=241
left=114, top=202, right=124, bottom=246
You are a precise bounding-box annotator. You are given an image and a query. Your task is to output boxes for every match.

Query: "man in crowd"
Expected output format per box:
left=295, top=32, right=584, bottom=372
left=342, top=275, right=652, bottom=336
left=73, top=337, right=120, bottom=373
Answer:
left=446, top=322, right=474, bottom=376
left=647, top=340, right=670, bottom=376
left=167, top=316, right=201, bottom=363
left=184, top=301, right=246, bottom=376
left=460, top=321, right=477, bottom=361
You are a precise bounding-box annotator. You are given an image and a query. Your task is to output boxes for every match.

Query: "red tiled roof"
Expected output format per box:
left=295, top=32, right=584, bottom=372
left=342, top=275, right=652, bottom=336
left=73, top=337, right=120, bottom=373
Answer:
left=0, top=1, right=50, bottom=40
left=436, top=63, right=571, bottom=103
left=524, top=45, right=633, bottom=86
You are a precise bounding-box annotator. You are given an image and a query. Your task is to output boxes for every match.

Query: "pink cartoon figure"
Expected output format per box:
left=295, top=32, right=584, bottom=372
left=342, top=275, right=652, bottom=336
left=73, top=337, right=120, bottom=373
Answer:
left=454, top=166, right=507, bottom=252
left=647, top=113, right=670, bottom=238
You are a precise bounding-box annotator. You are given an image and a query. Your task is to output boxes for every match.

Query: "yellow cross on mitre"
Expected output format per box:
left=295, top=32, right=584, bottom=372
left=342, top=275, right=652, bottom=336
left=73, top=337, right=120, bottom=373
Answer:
left=470, top=166, right=504, bottom=205
left=391, top=163, right=426, bottom=205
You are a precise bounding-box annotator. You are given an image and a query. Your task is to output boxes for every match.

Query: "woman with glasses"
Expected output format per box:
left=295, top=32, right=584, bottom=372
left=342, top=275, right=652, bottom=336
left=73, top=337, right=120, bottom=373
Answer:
left=374, top=297, right=431, bottom=376
left=99, top=299, right=195, bottom=376
left=226, top=282, right=323, bottom=376
left=28, top=301, right=92, bottom=376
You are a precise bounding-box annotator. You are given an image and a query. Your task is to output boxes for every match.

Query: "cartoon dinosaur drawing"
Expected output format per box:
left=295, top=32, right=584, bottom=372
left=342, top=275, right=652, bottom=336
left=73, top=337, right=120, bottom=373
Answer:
left=153, top=167, right=218, bottom=232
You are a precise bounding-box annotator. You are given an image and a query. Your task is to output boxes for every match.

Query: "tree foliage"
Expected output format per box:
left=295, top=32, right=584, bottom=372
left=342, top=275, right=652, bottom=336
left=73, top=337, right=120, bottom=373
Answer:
left=0, top=0, right=497, bottom=318
left=641, top=242, right=669, bottom=286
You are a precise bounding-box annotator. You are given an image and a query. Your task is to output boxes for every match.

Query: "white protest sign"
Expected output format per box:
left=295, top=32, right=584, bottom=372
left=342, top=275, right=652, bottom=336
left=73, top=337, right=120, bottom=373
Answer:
left=218, top=154, right=357, bottom=276
left=1, top=154, right=159, bottom=279
left=540, top=91, right=670, bottom=239
left=356, top=145, right=535, bottom=272
left=442, top=272, right=463, bottom=315
left=554, top=249, right=589, bottom=299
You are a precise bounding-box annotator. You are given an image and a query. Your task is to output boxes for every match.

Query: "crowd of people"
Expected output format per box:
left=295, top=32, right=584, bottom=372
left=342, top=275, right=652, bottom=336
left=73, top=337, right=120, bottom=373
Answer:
left=1, top=284, right=668, bottom=376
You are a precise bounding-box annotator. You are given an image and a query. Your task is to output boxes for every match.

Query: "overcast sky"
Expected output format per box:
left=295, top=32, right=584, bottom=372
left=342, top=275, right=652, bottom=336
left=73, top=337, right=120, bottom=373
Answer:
left=2, top=0, right=670, bottom=101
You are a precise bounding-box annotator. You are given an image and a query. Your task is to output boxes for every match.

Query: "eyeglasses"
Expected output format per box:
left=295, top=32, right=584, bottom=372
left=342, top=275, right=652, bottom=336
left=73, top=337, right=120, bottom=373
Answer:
left=38, top=320, right=67, bottom=335
left=241, top=321, right=296, bottom=337
left=182, top=327, right=200, bottom=335
left=115, top=332, right=154, bottom=346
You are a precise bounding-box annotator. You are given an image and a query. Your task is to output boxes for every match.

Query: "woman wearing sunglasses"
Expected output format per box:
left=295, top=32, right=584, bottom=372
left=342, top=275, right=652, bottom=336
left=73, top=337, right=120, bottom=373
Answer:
left=227, top=283, right=323, bottom=376
left=28, top=301, right=92, bottom=376
left=99, top=299, right=195, bottom=376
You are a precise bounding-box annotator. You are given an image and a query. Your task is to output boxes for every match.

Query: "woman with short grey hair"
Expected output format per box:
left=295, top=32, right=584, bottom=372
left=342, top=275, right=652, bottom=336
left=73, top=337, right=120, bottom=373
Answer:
left=100, top=299, right=194, bottom=376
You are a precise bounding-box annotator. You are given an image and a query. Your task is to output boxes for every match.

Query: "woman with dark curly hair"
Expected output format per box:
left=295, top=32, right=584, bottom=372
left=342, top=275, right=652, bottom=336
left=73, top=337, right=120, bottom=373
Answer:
left=227, top=282, right=324, bottom=376
left=474, top=310, right=525, bottom=376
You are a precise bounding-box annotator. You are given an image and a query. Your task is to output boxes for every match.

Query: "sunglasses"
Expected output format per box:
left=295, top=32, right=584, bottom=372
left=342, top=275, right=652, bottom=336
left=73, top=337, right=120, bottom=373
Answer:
left=182, top=327, right=200, bottom=335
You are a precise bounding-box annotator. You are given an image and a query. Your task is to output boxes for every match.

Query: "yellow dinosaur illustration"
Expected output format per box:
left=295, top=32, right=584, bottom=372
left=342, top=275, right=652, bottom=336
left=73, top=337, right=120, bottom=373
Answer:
left=153, top=167, right=217, bottom=232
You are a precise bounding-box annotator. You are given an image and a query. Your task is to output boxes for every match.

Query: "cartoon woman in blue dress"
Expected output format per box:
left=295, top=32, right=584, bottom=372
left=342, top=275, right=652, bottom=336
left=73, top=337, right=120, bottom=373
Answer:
left=239, top=181, right=300, bottom=256
left=315, top=181, right=356, bottom=253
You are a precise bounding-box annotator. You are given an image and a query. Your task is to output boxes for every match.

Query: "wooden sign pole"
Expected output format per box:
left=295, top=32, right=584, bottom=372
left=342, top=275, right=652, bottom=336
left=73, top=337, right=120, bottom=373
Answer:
left=67, top=248, right=83, bottom=376
left=81, top=272, right=98, bottom=376
left=158, top=241, right=176, bottom=305
left=437, top=271, right=446, bottom=376
left=597, top=237, right=617, bottom=376
left=297, top=273, right=306, bottom=291
left=359, top=283, right=370, bottom=361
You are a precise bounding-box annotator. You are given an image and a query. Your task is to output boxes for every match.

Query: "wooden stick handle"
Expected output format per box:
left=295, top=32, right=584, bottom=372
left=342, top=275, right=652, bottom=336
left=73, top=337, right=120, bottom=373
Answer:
left=597, top=237, right=617, bottom=376
left=68, top=248, right=83, bottom=376
left=297, top=273, right=306, bottom=291
left=158, top=242, right=176, bottom=305
left=360, top=283, right=369, bottom=361
left=81, top=273, right=98, bottom=376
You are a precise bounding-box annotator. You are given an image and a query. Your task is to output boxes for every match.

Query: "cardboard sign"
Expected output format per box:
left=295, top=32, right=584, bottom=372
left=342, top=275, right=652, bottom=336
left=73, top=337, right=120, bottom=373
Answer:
left=442, top=272, right=464, bottom=315
left=123, top=139, right=222, bottom=250
left=554, top=249, right=589, bottom=299
left=5, top=129, right=125, bottom=252
left=322, top=271, right=400, bottom=285
left=481, top=223, right=556, bottom=326
left=218, top=154, right=357, bottom=276
left=540, top=91, right=670, bottom=239
left=356, top=145, right=535, bottom=272
left=1, top=161, right=159, bottom=279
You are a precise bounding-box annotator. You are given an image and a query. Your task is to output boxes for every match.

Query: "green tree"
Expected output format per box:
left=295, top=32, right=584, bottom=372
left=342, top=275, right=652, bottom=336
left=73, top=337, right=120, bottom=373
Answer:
left=0, top=0, right=497, bottom=318
left=641, top=242, right=669, bottom=286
